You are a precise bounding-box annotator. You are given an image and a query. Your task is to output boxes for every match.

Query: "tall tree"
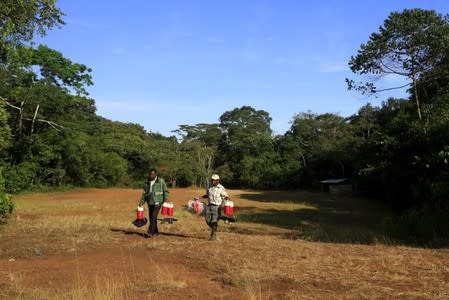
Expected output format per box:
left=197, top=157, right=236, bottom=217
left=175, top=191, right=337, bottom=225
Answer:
left=174, top=123, right=221, bottom=187
left=346, top=8, right=449, bottom=125
left=280, top=112, right=355, bottom=187
left=218, top=106, right=277, bottom=187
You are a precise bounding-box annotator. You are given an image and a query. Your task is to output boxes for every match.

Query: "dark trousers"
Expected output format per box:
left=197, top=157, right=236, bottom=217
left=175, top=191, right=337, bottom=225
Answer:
left=148, top=204, right=161, bottom=234
left=205, top=204, right=221, bottom=238
left=205, top=204, right=221, bottom=227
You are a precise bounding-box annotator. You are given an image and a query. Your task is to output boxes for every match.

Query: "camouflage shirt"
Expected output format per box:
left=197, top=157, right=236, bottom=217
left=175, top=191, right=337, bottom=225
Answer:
left=206, top=183, right=228, bottom=206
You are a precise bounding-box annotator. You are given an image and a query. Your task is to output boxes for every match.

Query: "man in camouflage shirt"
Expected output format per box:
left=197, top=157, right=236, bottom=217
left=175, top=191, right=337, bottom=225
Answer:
left=203, top=174, right=229, bottom=241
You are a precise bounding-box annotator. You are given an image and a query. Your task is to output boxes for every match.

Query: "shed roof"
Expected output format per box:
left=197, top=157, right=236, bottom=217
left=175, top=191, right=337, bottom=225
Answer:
left=320, top=178, right=351, bottom=184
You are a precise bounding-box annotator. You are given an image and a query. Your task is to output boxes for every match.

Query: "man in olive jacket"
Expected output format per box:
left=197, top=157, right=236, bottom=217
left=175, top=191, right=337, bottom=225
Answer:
left=138, top=168, right=169, bottom=238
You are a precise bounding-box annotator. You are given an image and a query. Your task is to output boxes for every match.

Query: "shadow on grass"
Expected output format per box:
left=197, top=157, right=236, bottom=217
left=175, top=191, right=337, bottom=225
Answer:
left=109, top=227, right=204, bottom=240
left=110, top=227, right=145, bottom=237
left=235, top=191, right=391, bottom=245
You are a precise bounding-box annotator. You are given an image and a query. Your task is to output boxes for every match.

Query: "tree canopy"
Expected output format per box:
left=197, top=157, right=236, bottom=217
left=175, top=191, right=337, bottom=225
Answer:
left=347, top=8, right=449, bottom=123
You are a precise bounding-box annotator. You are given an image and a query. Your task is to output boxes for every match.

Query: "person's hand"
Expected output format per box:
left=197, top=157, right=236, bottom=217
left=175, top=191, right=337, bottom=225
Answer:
left=202, top=194, right=208, bottom=199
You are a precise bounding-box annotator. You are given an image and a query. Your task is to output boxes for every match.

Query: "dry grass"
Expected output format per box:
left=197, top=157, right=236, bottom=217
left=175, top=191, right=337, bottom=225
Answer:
left=1, top=248, right=188, bottom=300
left=1, top=187, right=449, bottom=299
left=208, top=234, right=449, bottom=299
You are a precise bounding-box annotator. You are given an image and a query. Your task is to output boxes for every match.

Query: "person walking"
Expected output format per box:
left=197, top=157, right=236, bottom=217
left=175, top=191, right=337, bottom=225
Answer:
left=203, top=174, right=229, bottom=241
left=138, top=168, right=169, bottom=238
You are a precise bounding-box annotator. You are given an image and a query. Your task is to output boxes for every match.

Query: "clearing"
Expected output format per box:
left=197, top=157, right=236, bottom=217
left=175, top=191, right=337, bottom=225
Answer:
left=1, top=187, right=448, bottom=299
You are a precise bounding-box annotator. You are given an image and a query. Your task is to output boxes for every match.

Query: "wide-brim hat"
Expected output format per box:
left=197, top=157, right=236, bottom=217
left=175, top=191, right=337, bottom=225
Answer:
left=132, top=217, right=148, bottom=227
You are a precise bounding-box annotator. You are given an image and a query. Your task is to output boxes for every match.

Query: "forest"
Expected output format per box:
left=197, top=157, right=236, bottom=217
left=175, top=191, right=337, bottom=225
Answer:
left=1, top=2, right=449, bottom=242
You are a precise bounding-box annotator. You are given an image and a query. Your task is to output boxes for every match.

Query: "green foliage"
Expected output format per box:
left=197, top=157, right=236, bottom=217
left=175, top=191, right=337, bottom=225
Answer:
left=31, top=45, right=93, bottom=95
left=346, top=8, right=449, bottom=226
left=59, top=129, right=128, bottom=187
left=347, top=9, right=449, bottom=95
left=0, top=193, right=14, bottom=223
left=3, top=161, right=39, bottom=193
left=90, top=151, right=127, bottom=187
left=0, top=0, right=64, bottom=45
left=0, top=0, right=64, bottom=74
left=174, top=123, right=221, bottom=147
left=381, top=204, right=449, bottom=245
left=174, top=123, right=222, bottom=187
left=347, top=8, right=449, bottom=134
left=0, top=102, right=11, bottom=157
left=217, top=106, right=276, bottom=187
left=278, top=112, right=356, bottom=188
left=0, top=167, right=14, bottom=222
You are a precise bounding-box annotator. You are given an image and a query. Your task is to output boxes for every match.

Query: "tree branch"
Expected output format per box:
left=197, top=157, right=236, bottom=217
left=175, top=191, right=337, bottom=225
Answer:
left=0, top=96, right=21, bottom=110
left=374, top=82, right=411, bottom=93
left=379, top=59, right=409, bottom=76
left=31, top=104, right=40, bottom=134
left=1, top=96, right=64, bottom=131
left=23, top=117, right=64, bottom=131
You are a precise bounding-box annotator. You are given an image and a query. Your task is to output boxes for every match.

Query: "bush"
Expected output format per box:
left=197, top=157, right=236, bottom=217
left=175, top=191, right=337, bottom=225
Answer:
left=381, top=204, right=449, bottom=246
left=0, top=167, right=14, bottom=224
left=3, top=162, right=39, bottom=193
left=0, top=193, right=14, bottom=224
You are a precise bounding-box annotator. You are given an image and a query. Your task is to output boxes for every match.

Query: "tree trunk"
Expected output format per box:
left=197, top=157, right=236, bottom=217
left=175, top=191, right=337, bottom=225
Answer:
left=18, top=100, right=25, bottom=140
left=31, top=104, right=40, bottom=134
left=299, top=152, right=306, bottom=167
left=412, top=75, right=423, bottom=122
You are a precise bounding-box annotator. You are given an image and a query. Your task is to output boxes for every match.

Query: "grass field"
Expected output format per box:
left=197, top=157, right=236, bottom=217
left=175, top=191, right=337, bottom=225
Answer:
left=1, top=187, right=448, bottom=299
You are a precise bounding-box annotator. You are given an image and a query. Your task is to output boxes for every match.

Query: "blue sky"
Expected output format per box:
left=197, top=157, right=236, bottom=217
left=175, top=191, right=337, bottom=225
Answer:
left=39, top=0, right=449, bottom=136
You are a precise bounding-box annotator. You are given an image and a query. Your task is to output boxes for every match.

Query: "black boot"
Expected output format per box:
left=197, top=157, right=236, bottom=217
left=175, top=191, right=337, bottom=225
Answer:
left=209, top=224, right=218, bottom=241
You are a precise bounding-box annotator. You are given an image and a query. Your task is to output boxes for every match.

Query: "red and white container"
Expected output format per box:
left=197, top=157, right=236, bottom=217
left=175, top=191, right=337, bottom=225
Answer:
left=136, top=206, right=145, bottom=220
left=161, top=202, right=174, bottom=216
left=223, top=200, right=234, bottom=216
left=161, top=202, right=168, bottom=215
left=168, top=203, right=174, bottom=216
left=192, top=201, right=204, bottom=215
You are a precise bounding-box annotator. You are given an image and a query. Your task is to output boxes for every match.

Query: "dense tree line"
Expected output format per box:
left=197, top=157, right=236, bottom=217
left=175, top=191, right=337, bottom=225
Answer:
left=1, top=4, right=448, bottom=241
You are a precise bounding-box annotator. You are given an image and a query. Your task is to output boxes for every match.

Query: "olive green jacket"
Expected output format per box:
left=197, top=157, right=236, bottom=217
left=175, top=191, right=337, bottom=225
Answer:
left=138, top=177, right=169, bottom=206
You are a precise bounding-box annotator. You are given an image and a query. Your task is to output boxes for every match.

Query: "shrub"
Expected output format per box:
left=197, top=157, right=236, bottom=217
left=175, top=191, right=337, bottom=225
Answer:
left=0, top=193, right=14, bottom=224
left=0, top=167, right=14, bottom=224
left=381, top=204, right=449, bottom=245
left=3, top=162, right=39, bottom=193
